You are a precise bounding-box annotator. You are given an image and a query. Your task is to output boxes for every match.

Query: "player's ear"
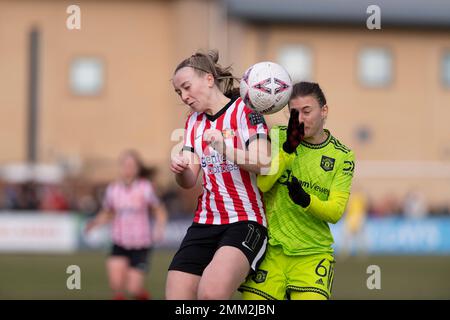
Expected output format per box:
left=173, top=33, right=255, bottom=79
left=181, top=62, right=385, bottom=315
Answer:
left=206, top=73, right=215, bottom=88
left=321, top=104, right=329, bottom=119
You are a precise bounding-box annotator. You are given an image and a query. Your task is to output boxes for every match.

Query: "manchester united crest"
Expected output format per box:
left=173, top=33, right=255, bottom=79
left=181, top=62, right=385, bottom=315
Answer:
left=321, top=156, right=335, bottom=172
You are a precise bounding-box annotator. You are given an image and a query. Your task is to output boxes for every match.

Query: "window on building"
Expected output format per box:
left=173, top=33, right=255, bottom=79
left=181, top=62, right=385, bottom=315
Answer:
left=355, top=126, right=372, bottom=144
left=358, top=48, right=392, bottom=87
left=278, top=45, right=313, bottom=82
left=442, top=51, right=450, bottom=87
left=70, top=57, right=104, bottom=96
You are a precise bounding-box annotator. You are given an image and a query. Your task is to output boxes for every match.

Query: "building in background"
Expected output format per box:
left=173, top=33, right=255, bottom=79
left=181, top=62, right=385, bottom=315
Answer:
left=1, top=0, right=450, bottom=208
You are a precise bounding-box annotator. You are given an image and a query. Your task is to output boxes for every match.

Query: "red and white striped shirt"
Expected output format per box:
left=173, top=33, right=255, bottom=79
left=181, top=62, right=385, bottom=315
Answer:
left=103, top=179, right=160, bottom=249
left=183, top=97, right=268, bottom=227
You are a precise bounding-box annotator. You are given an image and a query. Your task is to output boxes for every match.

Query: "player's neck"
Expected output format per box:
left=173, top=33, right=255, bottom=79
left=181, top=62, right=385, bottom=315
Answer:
left=304, top=129, right=328, bottom=145
left=205, top=91, right=230, bottom=116
left=122, top=177, right=136, bottom=187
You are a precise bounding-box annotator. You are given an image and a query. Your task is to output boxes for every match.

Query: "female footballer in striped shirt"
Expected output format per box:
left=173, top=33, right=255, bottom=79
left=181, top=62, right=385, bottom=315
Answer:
left=86, top=150, right=168, bottom=300
left=166, top=50, right=271, bottom=300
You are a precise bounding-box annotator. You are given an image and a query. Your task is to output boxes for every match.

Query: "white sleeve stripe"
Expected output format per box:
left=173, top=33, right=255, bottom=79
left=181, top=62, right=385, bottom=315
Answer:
left=184, top=113, right=198, bottom=148
left=239, top=107, right=251, bottom=145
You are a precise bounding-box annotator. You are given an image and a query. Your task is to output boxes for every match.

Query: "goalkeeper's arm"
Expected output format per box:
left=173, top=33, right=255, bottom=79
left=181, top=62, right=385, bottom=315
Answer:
left=257, top=112, right=304, bottom=192
left=287, top=176, right=350, bottom=224
left=306, top=191, right=350, bottom=224
left=257, top=149, right=295, bottom=192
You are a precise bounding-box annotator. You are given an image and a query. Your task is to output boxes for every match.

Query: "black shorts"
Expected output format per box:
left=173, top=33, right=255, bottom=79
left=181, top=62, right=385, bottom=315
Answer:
left=168, top=221, right=267, bottom=276
left=110, top=244, right=152, bottom=272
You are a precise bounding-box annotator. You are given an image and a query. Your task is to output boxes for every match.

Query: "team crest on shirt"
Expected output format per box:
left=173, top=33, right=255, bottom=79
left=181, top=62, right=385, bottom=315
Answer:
left=321, top=156, right=335, bottom=172
left=252, top=270, right=268, bottom=283
left=222, top=128, right=235, bottom=139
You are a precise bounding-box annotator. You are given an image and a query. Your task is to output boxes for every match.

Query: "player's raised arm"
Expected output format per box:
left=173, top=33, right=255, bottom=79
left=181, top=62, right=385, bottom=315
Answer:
left=288, top=150, right=355, bottom=224
left=256, top=108, right=304, bottom=193
left=171, top=111, right=201, bottom=189
left=204, top=128, right=271, bottom=175
left=170, top=150, right=201, bottom=189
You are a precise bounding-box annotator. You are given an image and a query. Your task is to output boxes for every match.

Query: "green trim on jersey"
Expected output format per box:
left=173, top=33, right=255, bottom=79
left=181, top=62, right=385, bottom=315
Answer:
left=264, top=126, right=355, bottom=256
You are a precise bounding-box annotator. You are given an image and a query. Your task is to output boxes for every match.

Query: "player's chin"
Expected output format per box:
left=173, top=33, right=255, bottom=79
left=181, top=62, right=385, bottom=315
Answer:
left=188, top=102, right=201, bottom=112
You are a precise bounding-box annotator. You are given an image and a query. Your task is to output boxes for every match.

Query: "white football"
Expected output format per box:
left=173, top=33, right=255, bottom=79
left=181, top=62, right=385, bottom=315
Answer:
left=240, top=61, right=293, bottom=115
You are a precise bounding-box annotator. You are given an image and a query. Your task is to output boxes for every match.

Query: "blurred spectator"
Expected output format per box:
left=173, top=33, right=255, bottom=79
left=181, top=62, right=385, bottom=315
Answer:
left=402, top=191, right=428, bottom=219
left=15, top=182, right=39, bottom=210
left=0, top=181, right=6, bottom=209
left=4, top=183, right=21, bottom=209
left=341, top=188, right=368, bottom=257
left=39, top=184, right=69, bottom=211
left=161, top=182, right=202, bottom=218
left=431, top=204, right=450, bottom=216
left=160, top=186, right=182, bottom=217
left=370, top=193, right=402, bottom=218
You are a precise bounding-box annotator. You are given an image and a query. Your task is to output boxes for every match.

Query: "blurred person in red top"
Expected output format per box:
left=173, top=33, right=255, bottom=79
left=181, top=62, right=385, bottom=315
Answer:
left=40, top=184, right=69, bottom=211
left=85, top=150, right=168, bottom=300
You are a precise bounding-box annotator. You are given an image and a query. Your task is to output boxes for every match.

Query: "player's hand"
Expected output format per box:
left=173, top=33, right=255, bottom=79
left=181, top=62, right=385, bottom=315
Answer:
left=286, top=176, right=311, bottom=208
left=204, top=129, right=225, bottom=155
left=283, top=109, right=304, bottom=154
left=170, top=153, right=190, bottom=174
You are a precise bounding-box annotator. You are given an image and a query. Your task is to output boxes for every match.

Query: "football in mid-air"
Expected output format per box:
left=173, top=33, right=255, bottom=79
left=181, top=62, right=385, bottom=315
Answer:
left=240, top=61, right=293, bottom=115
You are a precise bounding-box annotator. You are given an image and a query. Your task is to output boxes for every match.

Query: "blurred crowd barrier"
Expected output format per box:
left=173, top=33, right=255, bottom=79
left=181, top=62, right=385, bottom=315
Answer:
left=1, top=212, right=450, bottom=255
left=332, top=217, right=450, bottom=256
left=0, top=212, right=190, bottom=253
